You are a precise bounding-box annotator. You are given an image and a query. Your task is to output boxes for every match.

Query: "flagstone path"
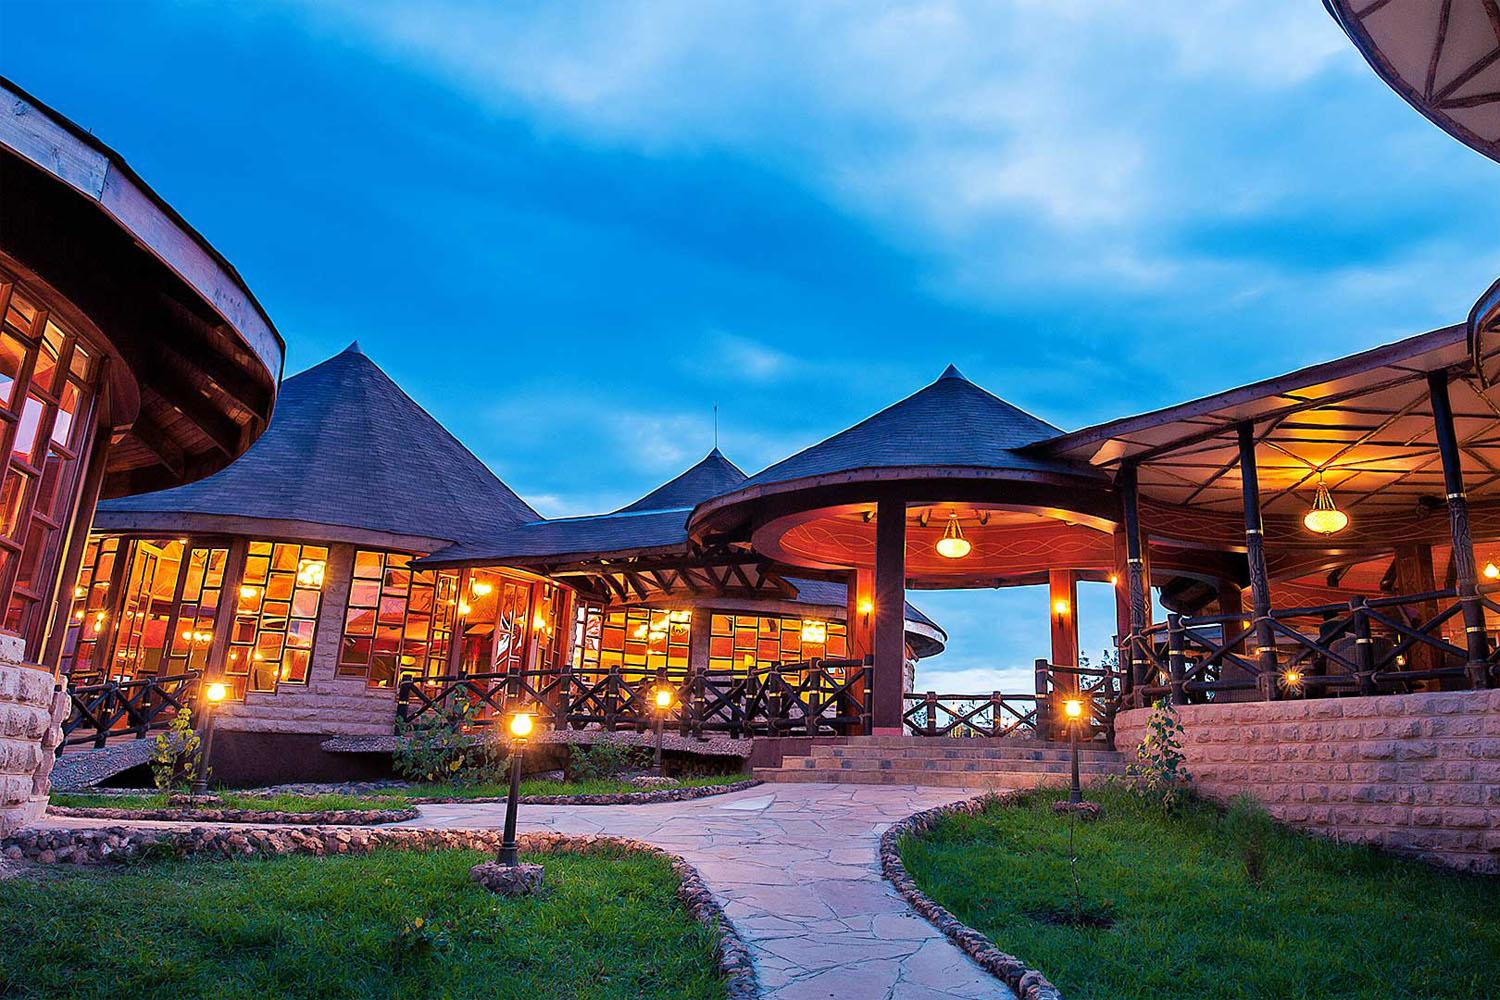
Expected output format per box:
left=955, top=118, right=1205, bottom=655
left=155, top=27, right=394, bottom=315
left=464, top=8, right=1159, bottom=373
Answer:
left=407, top=783, right=1015, bottom=1000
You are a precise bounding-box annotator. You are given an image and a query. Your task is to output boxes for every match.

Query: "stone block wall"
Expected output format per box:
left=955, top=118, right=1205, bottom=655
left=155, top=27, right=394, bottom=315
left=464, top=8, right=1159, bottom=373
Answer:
left=0, top=634, right=69, bottom=835
left=1115, top=690, right=1500, bottom=874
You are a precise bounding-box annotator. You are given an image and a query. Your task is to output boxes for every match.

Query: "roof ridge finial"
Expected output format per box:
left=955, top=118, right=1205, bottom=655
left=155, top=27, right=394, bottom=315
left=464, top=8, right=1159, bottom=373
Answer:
left=937, top=363, right=966, bottom=381
left=343, top=340, right=364, bottom=356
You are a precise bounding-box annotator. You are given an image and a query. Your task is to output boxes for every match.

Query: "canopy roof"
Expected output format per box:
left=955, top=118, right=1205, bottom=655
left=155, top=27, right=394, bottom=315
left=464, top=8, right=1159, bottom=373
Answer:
left=737, top=365, right=1085, bottom=490
left=1325, top=0, right=1500, bottom=162
left=95, top=344, right=537, bottom=547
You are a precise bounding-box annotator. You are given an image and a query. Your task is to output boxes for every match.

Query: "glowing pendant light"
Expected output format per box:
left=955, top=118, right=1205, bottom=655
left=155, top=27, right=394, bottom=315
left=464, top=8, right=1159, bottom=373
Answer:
left=1303, top=474, right=1349, bottom=535
left=935, top=513, right=972, bottom=559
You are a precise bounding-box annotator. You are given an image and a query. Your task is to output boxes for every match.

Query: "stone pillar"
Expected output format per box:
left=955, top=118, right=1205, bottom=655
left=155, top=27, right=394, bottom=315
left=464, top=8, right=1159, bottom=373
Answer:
left=0, top=635, right=69, bottom=836
left=872, top=498, right=907, bottom=734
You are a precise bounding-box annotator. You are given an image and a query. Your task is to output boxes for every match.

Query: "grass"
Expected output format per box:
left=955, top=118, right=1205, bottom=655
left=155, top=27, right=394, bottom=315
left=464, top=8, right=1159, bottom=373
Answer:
left=50, top=774, right=752, bottom=813
left=899, top=785, right=1500, bottom=1000
left=0, top=846, right=727, bottom=1000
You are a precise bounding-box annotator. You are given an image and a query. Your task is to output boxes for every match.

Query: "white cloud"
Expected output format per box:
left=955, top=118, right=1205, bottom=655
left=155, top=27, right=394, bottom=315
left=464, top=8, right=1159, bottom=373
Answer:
left=270, top=0, right=1360, bottom=295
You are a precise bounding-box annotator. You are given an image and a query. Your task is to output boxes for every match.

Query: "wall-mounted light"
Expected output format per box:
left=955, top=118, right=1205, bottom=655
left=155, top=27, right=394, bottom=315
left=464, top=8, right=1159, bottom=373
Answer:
left=1053, top=598, right=1070, bottom=617
left=857, top=598, right=873, bottom=616
left=471, top=580, right=494, bottom=597
left=1484, top=562, right=1499, bottom=580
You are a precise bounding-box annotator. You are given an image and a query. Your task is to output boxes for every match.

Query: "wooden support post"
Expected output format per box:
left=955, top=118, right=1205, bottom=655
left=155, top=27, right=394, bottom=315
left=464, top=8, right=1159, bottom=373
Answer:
left=1237, top=422, right=1279, bottom=700
left=1048, top=569, right=1079, bottom=696
left=1117, top=464, right=1152, bottom=703
left=1428, top=370, right=1492, bottom=688
left=845, top=566, right=874, bottom=730
left=38, top=429, right=110, bottom=672
left=1034, top=657, right=1052, bottom=740
left=1350, top=596, right=1376, bottom=695
left=1167, top=613, right=1187, bottom=705
left=1393, top=543, right=1441, bottom=676
left=872, top=498, right=907, bottom=733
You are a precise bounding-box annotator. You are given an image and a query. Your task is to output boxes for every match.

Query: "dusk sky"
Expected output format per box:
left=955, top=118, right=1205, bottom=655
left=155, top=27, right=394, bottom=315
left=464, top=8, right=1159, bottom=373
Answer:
left=4, top=2, right=1499, bottom=693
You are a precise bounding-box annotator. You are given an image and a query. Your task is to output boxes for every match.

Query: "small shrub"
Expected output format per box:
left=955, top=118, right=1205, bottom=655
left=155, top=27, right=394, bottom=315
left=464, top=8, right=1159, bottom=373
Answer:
left=394, top=697, right=508, bottom=785
left=150, top=708, right=202, bottom=793
left=567, top=739, right=646, bottom=783
left=1224, top=793, right=1275, bottom=885
left=392, top=916, right=451, bottom=965
left=1125, top=699, right=1191, bottom=815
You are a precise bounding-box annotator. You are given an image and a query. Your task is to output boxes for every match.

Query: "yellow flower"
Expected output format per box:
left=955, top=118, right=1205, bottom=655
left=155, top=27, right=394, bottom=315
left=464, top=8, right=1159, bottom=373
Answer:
left=413, top=917, right=424, bottom=929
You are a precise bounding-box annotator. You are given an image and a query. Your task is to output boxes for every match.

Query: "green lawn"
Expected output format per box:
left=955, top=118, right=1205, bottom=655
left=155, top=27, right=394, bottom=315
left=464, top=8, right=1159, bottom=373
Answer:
left=0, top=846, right=727, bottom=1000
left=899, top=786, right=1500, bottom=1000
left=51, top=774, right=752, bottom=813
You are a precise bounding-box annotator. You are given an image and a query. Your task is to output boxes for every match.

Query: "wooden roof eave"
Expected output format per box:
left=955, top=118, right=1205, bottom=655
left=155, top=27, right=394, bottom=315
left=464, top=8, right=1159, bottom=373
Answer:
left=1032, top=324, right=1470, bottom=470
left=688, top=463, right=1113, bottom=541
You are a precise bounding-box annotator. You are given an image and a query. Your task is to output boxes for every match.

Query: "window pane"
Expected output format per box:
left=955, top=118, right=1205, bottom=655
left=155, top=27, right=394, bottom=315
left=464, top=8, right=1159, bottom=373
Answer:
left=31, top=323, right=61, bottom=394
left=13, top=394, right=44, bottom=465
left=0, top=471, right=30, bottom=538
left=51, top=382, right=80, bottom=448
left=0, top=334, right=25, bottom=408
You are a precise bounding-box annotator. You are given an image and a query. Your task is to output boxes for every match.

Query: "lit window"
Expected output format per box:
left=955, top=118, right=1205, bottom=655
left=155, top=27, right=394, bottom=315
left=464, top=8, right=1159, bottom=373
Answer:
left=338, top=550, right=459, bottom=689
left=225, top=541, right=328, bottom=696
left=707, top=613, right=847, bottom=674
left=0, top=274, right=103, bottom=651
left=572, top=605, right=691, bottom=681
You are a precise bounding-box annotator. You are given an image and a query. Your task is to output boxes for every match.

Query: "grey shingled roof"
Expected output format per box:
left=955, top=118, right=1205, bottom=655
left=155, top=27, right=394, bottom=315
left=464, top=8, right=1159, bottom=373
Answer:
left=422, top=450, right=746, bottom=564
left=615, top=449, right=746, bottom=513
left=738, top=365, right=1092, bottom=489
left=96, top=343, right=538, bottom=544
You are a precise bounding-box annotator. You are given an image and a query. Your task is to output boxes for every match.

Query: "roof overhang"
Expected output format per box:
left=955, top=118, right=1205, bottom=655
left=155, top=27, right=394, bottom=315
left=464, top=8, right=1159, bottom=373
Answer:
left=0, top=77, right=283, bottom=494
left=1324, top=0, right=1500, bottom=162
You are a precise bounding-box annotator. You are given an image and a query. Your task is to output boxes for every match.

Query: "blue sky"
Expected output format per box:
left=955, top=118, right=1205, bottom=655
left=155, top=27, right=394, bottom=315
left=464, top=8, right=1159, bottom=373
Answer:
left=4, top=1, right=1498, bottom=692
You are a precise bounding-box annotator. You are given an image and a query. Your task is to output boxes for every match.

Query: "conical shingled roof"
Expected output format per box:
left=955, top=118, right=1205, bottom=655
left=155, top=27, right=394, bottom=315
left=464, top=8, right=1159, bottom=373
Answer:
left=737, top=365, right=1081, bottom=490
left=95, top=344, right=539, bottom=546
left=615, top=449, right=747, bottom=514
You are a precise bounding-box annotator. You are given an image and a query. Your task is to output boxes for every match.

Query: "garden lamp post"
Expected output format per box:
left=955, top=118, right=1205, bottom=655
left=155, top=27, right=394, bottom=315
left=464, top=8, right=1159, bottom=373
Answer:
left=190, top=681, right=228, bottom=798
left=653, top=685, right=675, bottom=773
left=1063, top=697, right=1084, bottom=804
left=499, top=710, right=534, bottom=867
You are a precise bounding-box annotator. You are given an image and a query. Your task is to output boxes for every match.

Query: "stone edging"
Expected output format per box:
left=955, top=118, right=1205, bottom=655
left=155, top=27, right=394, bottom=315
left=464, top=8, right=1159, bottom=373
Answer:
left=510, top=778, right=762, bottom=806
left=879, top=792, right=1063, bottom=1000
left=1, top=826, right=759, bottom=999
left=46, top=805, right=420, bottom=826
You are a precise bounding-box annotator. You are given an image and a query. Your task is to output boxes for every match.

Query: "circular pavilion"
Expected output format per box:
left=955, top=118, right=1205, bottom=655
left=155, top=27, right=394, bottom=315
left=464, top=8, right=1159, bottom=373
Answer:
left=0, top=77, right=283, bottom=830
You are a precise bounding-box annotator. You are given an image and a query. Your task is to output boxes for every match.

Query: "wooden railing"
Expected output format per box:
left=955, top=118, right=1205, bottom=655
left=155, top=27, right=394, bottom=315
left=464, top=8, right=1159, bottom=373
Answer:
left=397, top=657, right=874, bottom=738
left=902, top=659, right=1118, bottom=741
left=60, top=672, right=199, bottom=749
left=1128, top=587, right=1498, bottom=706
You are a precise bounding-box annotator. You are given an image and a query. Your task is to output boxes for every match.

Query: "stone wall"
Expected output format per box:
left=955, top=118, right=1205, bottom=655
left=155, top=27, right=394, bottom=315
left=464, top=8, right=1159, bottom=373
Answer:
left=1115, top=690, right=1500, bottom=874
left=0, top=634, right=69, bottom=835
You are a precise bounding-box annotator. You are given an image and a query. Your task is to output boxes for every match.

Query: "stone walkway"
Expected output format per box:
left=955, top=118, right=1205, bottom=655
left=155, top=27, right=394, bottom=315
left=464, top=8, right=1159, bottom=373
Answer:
left=407, top=783, right=1014, bottom=1000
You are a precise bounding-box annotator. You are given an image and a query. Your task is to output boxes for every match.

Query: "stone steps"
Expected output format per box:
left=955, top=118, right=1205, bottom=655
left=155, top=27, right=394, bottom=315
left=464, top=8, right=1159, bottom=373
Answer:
left=753, top=736, right=1127, bottom=788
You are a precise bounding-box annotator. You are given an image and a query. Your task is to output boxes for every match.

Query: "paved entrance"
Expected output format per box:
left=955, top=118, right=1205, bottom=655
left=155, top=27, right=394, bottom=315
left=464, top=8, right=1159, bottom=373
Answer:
left=408, top=783, right=1015, bottom=1000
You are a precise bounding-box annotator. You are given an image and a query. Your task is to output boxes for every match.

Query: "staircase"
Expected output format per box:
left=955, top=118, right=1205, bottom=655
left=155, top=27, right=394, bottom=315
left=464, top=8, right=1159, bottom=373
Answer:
left=753, top=736, right=1125, bottom=789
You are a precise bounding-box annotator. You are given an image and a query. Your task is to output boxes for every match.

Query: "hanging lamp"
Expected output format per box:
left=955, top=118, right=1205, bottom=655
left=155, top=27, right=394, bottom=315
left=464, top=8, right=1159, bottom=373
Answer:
left=1303, top=473, right=1349, bottom=535
left=935, top=513, right=972, bottom=558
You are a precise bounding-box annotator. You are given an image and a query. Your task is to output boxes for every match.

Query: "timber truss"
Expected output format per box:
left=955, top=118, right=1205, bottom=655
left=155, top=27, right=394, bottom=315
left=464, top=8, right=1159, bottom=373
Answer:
left=524, top=543, right=805, bottom=606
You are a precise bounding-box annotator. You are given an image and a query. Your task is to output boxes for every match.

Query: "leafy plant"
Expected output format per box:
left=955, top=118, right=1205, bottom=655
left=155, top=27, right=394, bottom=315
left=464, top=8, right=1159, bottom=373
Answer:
left=150, top=707, right=202, bottom=793
left=1124, top=698, right=1191, bottom=815
left=567, top=739, right=646, bottom=783
left=1224, top=794, right=1275, bottom=885
left=393, top=696, right=507, bottom=785
left=392, top=915, right=451, bottom=965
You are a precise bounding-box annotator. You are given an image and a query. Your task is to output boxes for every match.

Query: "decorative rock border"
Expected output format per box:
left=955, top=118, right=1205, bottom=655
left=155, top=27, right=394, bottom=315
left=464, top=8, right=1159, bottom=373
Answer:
left=2, top=826, right=758, bottom=999
left=46, top=805, right=419, bottom=826
left=879, top=792, right=1064, bottom=1000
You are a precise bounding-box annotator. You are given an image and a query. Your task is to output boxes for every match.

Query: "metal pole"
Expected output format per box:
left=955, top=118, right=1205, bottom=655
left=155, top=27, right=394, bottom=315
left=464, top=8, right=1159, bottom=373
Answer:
left=654, top=709, right=665, bottom=773
left=1237, top=422, right=1279, bottom=700
left=1069, top=717, right=1081, bottom=805
left=500, top=738, right=525, bottom=866
left=190, top=703, right=215, bottom=798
